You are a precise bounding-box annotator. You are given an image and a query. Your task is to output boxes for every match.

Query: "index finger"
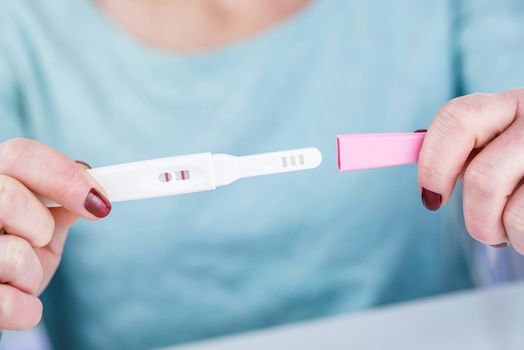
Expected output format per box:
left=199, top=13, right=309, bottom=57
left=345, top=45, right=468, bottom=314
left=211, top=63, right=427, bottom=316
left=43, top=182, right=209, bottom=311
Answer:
left=418, top=90, right=520, bottom=209
left=0, top=138, right=111, bottom=219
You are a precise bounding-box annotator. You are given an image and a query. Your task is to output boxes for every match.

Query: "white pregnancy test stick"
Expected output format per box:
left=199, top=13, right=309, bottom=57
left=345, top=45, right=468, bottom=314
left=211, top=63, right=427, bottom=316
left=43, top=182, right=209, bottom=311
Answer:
left=42, top=147, right=322, bottom=207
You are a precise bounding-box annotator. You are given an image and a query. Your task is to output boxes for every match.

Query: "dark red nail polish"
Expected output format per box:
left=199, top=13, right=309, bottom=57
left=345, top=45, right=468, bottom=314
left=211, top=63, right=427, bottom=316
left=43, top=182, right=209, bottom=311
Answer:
left=75, top=160, right=92, bottom=169
left=421, top=188, right=442, bottom=211
left=414, top=129, right=427, bottom=133
left=491, top=243, right=508, bottom=248
left=84, top=188, right=112, bottom=218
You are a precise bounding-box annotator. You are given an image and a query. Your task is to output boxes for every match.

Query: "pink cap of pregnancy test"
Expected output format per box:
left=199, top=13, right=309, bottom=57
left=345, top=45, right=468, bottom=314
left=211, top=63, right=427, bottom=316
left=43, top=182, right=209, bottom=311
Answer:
left=337, top=132, right=426, bottom=171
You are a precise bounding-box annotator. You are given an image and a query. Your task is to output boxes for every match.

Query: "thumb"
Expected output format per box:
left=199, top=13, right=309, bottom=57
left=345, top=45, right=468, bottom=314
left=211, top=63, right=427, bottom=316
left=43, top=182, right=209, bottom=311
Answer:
left=51, top=161, right=93, bottom=229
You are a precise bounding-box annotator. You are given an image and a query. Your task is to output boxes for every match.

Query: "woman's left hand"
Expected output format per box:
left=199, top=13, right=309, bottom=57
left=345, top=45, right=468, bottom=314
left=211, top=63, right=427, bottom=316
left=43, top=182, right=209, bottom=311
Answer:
left=418, top=89, right=524, bottom=254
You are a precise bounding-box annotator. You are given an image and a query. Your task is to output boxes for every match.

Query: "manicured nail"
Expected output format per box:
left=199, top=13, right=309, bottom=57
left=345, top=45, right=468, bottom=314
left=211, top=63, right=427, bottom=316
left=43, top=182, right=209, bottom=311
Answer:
left=84, top=188, right=112, bottom=218
left=75, top=160, right=92, bottom=169
left=414, top=129, right=427, bottom=133
left=491, top=243, right=508, bottom=248
left=421, top=188, right=442, bottom=211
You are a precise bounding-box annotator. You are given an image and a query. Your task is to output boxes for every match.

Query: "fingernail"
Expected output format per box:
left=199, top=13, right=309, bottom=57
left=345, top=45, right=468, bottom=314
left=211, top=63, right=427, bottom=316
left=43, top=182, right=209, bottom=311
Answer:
left=84, top=188, right=112, bottom=218
left=491, top=243, right=508, bottom=248
left=414, top=129, right=427, bottom=133
left=75, top=160, right=92, bottom=169
left=421, top=188, right=442, bottom=211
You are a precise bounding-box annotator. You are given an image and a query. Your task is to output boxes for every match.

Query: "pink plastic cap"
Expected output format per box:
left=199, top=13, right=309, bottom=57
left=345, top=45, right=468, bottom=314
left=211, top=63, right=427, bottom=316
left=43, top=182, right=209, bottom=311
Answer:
left=337, top=132, right=426, bottom=171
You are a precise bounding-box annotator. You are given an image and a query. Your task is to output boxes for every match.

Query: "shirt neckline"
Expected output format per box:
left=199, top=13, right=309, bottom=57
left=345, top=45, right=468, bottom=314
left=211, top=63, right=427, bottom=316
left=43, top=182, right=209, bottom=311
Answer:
left=82, top=0, right=328, bottom=66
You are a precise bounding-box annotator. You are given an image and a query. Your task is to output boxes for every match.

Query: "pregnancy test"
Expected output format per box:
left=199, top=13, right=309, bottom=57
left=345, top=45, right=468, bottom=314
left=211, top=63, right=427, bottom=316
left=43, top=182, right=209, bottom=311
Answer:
left=337, top=132, right=426, bottom=171
left=42, top=147, right=322, bottom=207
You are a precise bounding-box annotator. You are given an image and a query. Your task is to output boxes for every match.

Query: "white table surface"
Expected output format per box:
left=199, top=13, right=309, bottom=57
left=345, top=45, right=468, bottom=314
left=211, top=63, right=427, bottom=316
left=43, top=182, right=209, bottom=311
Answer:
left=163, top=282, right=524, bottom=350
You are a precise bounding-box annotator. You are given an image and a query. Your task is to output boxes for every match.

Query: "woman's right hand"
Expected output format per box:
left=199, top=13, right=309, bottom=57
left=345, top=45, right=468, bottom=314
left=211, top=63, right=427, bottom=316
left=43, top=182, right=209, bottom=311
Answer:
left=0, top=138, right=111, bottom=330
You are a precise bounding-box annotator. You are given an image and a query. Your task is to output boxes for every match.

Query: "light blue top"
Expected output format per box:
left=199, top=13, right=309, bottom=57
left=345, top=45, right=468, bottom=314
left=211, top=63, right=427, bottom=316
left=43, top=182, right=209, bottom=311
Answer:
left=1, top=0, right=524, bottom=349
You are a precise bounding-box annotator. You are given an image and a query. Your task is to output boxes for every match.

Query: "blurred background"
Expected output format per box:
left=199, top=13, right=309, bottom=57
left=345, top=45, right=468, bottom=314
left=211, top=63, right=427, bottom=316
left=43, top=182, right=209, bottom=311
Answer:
left=2, top=0, right=524, bottom=349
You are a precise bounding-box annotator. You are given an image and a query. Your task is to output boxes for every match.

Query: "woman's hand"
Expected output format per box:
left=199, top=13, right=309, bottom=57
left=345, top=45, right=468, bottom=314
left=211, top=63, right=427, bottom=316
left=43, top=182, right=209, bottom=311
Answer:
left=418, top=89, right=524, bottom=254
left=0, top=138, right=111, bottom=330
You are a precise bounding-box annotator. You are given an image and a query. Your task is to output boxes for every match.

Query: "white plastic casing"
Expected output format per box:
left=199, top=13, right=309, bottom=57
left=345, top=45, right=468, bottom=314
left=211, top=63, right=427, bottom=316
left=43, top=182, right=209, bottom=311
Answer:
left=213, top=147, right=322, bottom=186
left=42, top=147, right=322, bottom=207
left=90, top=152, right=216, bottom=202
left=43, top=153, right=215, bottom=207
